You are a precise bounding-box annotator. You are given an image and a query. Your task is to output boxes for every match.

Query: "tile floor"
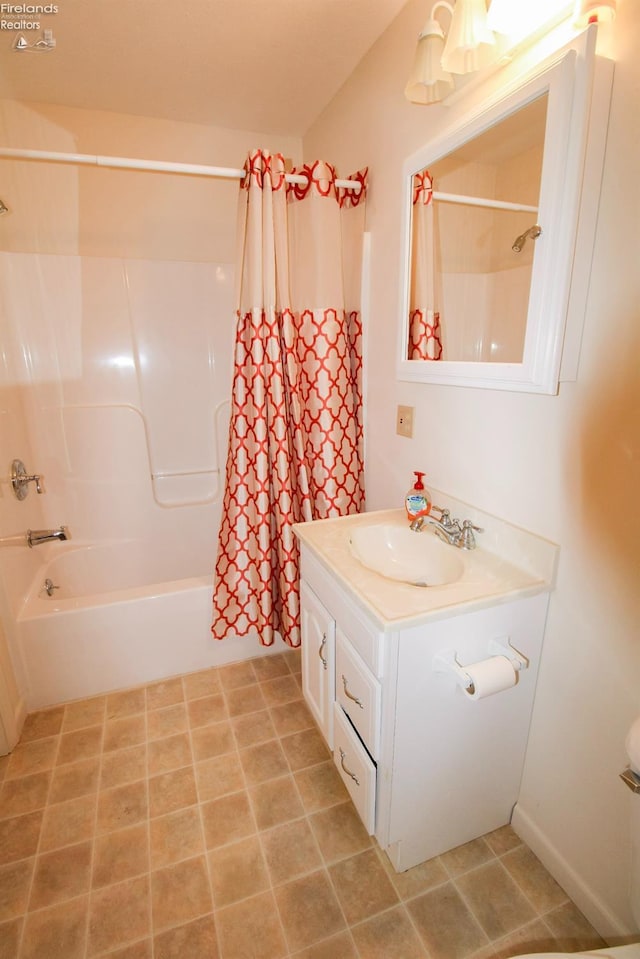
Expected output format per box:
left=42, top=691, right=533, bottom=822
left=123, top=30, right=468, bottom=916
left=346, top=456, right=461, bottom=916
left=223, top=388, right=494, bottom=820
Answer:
left=0, top=650, right=605, bottom=959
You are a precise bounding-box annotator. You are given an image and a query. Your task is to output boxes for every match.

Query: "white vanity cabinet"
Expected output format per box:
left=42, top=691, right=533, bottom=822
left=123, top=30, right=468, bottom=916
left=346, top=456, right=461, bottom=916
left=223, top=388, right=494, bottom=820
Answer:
left=298, top=518, right=555, bottom=873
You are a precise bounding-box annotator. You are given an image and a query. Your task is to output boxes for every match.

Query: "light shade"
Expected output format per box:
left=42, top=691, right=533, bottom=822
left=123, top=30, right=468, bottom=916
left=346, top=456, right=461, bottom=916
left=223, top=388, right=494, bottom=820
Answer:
left=441, top=0, right=495, bottom=75
left=487, top=0, right=571, bottom=38
left=573, top=0, right=616, bottom=26
left=405, top=3, right=455, bottom=104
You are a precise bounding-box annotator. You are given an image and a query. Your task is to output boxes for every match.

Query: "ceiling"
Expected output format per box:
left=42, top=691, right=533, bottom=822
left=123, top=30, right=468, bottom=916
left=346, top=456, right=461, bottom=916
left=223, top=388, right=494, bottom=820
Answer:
left=0, top=0, right=410, bottom=135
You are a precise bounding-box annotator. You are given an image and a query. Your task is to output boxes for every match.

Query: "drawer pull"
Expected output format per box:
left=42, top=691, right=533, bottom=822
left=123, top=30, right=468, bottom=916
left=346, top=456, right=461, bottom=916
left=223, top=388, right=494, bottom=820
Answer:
left=342, top=674, right=364, bottom=709
left=339, top=747, right=360, bottom=786
left=318, top=633, right=327, bottom=670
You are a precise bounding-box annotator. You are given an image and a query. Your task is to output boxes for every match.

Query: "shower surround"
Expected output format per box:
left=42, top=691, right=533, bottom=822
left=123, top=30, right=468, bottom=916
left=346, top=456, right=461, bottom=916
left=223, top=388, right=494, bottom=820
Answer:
left=0, top=98, right=302, bottom=710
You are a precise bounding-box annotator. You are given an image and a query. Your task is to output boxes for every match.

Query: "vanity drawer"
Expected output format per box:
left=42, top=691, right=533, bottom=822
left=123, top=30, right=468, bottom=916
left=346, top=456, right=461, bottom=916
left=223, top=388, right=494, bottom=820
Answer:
left=336, top=630, right=381, bottom=759
left=333, top=702, right=376, bottom=834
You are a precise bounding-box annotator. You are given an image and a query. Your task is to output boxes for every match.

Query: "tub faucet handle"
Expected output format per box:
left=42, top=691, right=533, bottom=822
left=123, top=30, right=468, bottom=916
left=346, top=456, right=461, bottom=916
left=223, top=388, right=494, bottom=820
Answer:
left=11, top=459, right=45, bottom=499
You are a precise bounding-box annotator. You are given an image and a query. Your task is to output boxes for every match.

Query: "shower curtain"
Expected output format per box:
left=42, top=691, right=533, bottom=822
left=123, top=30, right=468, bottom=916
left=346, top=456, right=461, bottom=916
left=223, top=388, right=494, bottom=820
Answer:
left=408, top=170, right=443, bottom=360
left=212, top=150, right=367, bottom=648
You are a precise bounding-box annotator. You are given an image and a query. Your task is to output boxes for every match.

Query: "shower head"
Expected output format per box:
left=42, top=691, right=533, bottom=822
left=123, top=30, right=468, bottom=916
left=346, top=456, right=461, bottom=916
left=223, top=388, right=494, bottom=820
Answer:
left=0, top=200, right=9, bottom=216
left=512, top=223, right=542, bottom=253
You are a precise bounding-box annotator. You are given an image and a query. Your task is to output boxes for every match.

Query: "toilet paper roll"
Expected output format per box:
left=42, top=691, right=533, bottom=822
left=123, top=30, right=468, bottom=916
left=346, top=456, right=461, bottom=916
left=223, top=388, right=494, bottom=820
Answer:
left=464, top=655, right=517, bottom=700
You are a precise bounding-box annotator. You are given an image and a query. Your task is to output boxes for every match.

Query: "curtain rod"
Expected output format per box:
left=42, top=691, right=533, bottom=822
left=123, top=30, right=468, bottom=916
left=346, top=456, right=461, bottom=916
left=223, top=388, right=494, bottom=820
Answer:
left=433, top=190, right=538, bottom=214
left=0, top=146, right=363, bottom=192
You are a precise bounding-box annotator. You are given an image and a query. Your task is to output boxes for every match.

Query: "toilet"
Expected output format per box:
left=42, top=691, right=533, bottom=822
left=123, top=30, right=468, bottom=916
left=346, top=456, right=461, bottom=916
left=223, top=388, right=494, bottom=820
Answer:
left=512, top=719, right=640, bottom=959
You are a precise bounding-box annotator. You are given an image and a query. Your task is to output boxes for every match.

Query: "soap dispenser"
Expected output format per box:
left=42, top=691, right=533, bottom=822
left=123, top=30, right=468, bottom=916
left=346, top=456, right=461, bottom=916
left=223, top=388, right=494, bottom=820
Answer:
left=405, top=471, right=431, bottom=522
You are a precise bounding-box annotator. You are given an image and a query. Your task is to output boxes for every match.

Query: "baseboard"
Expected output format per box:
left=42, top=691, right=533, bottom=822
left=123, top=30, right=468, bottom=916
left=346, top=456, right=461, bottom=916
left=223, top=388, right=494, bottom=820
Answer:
left=511, top=803, right=635, bottom=941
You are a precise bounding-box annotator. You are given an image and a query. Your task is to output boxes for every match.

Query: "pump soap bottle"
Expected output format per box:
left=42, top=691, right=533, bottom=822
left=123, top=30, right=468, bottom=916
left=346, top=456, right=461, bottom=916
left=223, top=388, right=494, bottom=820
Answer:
left=405, top=471, right=431, bottom=522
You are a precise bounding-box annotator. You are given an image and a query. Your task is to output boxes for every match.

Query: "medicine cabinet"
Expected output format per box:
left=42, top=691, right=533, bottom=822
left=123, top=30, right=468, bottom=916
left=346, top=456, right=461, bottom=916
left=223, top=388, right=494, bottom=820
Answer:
left=397, top=26, right=613, bottom=394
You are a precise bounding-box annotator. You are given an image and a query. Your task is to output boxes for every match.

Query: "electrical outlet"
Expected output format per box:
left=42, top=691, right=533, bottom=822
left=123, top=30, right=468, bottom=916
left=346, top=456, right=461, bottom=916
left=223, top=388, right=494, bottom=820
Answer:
left=396, top=405, right=414, bottom=438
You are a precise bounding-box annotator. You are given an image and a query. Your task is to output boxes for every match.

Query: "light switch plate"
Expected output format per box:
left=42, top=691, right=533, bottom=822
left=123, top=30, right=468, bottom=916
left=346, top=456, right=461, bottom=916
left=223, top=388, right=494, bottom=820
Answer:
left=396, top=405, right=414, bottom=438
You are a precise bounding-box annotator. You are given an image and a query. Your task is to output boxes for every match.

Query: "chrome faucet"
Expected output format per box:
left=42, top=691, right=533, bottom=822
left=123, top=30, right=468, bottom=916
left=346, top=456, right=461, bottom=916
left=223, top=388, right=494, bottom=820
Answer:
left=410, top=508, right=482, bottom=550
left=26, top=526, right=71, bottom=548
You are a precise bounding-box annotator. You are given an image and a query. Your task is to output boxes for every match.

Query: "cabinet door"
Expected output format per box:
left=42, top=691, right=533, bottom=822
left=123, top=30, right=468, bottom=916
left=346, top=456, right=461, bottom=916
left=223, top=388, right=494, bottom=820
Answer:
left=301, top=581, right=336, bottom=749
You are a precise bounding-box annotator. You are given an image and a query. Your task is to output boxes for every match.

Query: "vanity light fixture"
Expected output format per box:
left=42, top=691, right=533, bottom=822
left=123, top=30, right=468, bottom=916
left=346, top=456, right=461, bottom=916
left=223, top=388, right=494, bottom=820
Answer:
left=404, top=2, right=455, bottom=105
left=487, top=1, right=573, bottom=41
left=405, top=0, right=496, bottom=105
left=573, top=0, right=616, bottom=26
left=440, top=0, right=495, bottom=74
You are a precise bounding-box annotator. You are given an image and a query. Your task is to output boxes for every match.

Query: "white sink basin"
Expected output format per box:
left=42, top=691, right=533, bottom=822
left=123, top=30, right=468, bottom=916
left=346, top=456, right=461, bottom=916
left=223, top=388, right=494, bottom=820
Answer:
left=349, top=523, right=465, bottom=587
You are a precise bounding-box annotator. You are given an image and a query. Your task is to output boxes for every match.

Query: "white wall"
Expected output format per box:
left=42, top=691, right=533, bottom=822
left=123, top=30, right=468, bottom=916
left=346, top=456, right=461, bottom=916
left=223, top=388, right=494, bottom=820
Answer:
left=304, top=0, right=640, bottom=937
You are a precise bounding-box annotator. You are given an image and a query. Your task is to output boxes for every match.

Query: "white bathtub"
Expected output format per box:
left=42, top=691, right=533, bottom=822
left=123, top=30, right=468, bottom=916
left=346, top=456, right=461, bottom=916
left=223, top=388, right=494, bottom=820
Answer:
left=16, top=542, right=279, bottom=710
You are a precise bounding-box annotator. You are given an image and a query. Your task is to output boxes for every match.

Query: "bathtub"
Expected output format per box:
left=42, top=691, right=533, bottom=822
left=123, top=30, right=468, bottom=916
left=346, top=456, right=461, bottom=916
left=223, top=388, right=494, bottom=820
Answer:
left=16, top=542, right=281, bottom=710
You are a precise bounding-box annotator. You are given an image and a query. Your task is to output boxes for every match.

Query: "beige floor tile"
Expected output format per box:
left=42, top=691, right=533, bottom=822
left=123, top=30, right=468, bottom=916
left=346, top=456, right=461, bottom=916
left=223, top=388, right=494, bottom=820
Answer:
left=0, top=771, right=51, bottom=818
left=407, top=881, right=488, bottom=959
left=88, top=874, right=151, bottom=955
left=261, top=818, right=322, bottom=885
left=150, top=806, right=204, bottom=870
left=216, top=890, right=288, bottom=959
left=486, top=918, right=560, bottom=959
left=92, top=823, right=149, bottom=888
left=309, top=801, right=372, bottom=863
left=0, top=857, right=34, bottom=920
left=544, top=900, right=606, bottom=951
left=0, top=810, right=43, bottom=865
left=147, top=703, right=188, bottom=741
left=20, top=706, right=65, bottom=742
left=456, top=861, right=536, bottom=939
left=97, top=780, right=148, bottom=833
left=154, top=913, right=219, bottom=959
left=270, top=700, right=315, bottom=737
left=195, top=753, right=244, bottom=803
left=5, top=736, right=58, bottom=779
left=63, top=696, right=106, bottom=732
left=260, top=675, right=302, bottom=707
left=0, top=916, right=21, bottom=959
left=49, top=757, right=99, bottom=805
left=252, top=653, right=291, bottom=682
left=294, top=761, right=349, bottom=814
left=239, top=739, right=289, bottom=785
left=151, top=855, right=213, bottom=932
left=231, top=709, right=277, bottom=748
left=29, top=841, right=92, bottom=909
left=377, top=846, right=449, bottom=899
left=147, top=732, right=192, bottom=776
left=191, top=721, right=235, bottom=762
left=484, top=824, right=523, bottom=857
left=148, top=766, right=198, bottom=818
left=225, top=684, right=267, bottom=718
left=291, top=930, right=359, bottom=959
left=249, top=775, right=304, bottom=830
left=201, top=791, right=255, bottom=848
left=101, top=743, right=147, bottom=790
left=187, top=694, right=228, bottom=729
left=146, top=678, right=185, bottom=711
left=106, top=941, right=153, bottom=959
left=274, top=868, right=346, bottom=952
left=218, top=660, right=258, bottom=690
left=183, top=668, right=223, bottom=701
left=57, top=725, right=103, bottom=766
left=280, top=727, right=330, bottom=772
left=40, top=793, right=97, bottom=851
left=20, top=894, right=88, bottom=959
left=328, top=847, right=399, bottom=924
left=104, top=714, right=146, bottom=752
left=209, top=835, right=270, bottom=907
left=502, top=845, right=569, bottom=914
left=350, top=905, right=429, bottom=959
left=441, top=837, right=495, bottom=877
left=106, top=687, right=146, bottom=719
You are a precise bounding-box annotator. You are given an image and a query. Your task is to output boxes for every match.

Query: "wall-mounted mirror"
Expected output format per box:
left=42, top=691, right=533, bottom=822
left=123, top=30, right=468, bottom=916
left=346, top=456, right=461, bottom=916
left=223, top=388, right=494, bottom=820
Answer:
left=397, top=28, right=611, bottom=394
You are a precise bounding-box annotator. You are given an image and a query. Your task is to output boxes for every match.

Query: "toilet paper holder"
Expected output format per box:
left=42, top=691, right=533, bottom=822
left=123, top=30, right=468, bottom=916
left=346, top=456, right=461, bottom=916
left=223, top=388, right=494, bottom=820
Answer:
left=433, top=639, right=529, bottom=693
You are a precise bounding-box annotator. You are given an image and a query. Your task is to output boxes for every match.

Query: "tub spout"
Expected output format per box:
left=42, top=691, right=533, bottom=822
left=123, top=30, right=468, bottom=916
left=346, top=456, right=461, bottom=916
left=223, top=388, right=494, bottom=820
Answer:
left=26, top=526, right=71, bottom=548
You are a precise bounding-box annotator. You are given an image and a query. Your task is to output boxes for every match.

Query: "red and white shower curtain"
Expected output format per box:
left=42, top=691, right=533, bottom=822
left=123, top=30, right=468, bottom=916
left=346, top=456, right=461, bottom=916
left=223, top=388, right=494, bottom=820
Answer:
left=212, top=150, right=367, bottom=648
left=408, top=170, right=443, bottom=360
